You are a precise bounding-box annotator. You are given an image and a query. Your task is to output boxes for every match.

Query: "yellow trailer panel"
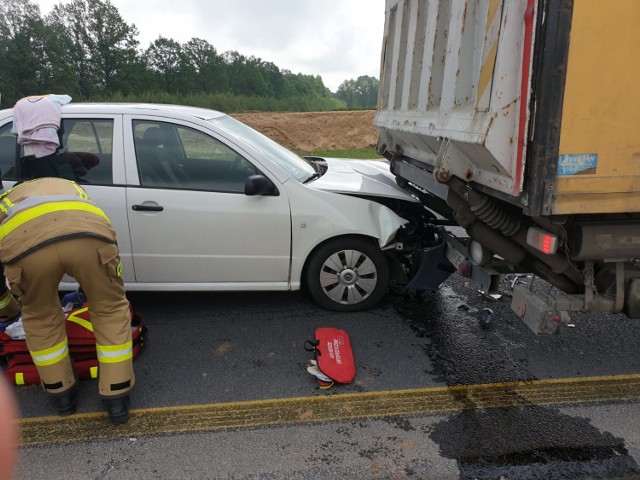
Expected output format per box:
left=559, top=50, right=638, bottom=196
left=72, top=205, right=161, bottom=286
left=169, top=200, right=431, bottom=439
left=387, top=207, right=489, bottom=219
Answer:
left=554, top=0, right=640, bottom=214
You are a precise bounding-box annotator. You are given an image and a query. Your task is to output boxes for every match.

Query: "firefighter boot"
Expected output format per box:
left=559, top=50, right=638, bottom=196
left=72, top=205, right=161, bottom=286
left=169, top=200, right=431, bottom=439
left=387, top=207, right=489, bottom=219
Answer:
left=50, top=383, right=78, bottom=416
left=103, top=394, right=130, bottom=425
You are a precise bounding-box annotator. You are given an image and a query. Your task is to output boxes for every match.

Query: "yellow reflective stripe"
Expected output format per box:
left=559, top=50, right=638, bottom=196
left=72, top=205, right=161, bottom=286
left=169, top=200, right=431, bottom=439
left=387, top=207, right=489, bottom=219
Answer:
left=90, top=366, right=98, bottom=378
left=73, top=183, right=89, bottom=200
left=0, top=197, right=13, bottom=215
left=15, top=373, right=25, bottom=385
left=66, top=307, right=93, bottom=332
left=97, top=342, right=133, bottom=353
left=98, top=352, right=133, bottom=364
left=0, top=291, right=13, bottom=309
left=96, top=341, right=133, bottom=364
left=31, top=339, right=68, bottom=357
left=0, top=201, right=110, bottom=242
left=0, top=185, right=16, bottom=199
left=30, top=339, right=69, bottom=367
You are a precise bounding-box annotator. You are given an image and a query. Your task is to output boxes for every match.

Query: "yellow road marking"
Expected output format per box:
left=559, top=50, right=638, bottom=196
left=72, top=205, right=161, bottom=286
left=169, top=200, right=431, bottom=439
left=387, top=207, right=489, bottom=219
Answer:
left=19, top=374, right=640, bottom=446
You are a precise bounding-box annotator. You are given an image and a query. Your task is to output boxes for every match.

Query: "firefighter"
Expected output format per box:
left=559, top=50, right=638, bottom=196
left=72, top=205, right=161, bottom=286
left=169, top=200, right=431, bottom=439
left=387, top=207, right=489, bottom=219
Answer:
left=0, top=177, right=134, bottom=424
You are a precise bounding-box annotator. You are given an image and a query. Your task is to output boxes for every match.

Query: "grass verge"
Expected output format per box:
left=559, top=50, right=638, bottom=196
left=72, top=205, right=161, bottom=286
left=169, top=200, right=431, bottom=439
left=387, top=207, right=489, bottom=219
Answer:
left=300, top=148, right=383, bottom=159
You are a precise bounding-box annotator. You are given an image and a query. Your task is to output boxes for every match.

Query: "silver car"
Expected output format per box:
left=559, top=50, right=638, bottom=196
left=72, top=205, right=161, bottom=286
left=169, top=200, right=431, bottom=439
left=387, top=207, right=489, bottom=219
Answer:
left=0, top=103, right=451, bottom=311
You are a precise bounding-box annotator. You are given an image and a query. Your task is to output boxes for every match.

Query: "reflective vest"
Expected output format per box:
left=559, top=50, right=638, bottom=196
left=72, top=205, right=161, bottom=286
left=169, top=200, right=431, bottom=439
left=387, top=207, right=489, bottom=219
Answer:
left=0, top=178, right=117, bottom=264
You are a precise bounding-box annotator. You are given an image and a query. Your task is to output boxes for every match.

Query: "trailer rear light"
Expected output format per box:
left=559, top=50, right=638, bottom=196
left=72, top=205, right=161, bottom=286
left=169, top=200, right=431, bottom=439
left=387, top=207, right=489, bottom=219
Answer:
left=526, top=227, right=558, bottom=255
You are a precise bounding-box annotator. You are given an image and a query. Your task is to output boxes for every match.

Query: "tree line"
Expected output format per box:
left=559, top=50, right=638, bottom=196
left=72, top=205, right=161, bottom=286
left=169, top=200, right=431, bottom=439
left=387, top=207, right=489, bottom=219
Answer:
left=0, top=0, right=379, bottom=112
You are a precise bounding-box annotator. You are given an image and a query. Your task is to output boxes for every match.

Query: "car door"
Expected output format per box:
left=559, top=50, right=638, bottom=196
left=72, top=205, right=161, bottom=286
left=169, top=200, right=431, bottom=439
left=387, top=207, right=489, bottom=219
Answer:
left=123, top=116, right=292, bottom=287
left=0, top=115, right=134, bottom=285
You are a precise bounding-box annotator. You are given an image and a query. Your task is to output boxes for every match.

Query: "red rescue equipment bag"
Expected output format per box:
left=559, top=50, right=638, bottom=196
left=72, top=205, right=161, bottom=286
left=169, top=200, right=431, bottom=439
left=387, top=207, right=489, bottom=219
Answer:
left=305, top=327, right=355, bottom=388
left=0, top=304, right=146, bottom=386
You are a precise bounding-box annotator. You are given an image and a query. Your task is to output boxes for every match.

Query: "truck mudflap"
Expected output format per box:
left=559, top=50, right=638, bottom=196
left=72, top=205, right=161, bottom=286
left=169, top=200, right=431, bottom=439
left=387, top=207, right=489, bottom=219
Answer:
left=406, top=240, right=456, bottom=291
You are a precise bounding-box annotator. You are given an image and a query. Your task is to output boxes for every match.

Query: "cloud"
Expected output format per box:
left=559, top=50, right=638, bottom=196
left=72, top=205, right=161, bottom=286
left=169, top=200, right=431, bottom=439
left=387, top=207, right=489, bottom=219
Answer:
left=35, top=0, right=384, bottom=91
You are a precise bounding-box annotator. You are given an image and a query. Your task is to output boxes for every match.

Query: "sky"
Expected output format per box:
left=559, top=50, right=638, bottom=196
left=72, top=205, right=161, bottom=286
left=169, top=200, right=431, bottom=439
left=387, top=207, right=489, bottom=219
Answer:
left=34, top=0, right=386, bottom=92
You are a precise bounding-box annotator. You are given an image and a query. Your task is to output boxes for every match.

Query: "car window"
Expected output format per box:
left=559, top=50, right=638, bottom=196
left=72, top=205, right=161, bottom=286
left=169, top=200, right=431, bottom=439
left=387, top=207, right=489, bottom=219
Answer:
left=0, top=123, right=17, bottom=180
left=17, top=119, right=114, bottom=185
left=132, top=120, right=257, bottom=193
left=61, top=119, right=114, bottom=185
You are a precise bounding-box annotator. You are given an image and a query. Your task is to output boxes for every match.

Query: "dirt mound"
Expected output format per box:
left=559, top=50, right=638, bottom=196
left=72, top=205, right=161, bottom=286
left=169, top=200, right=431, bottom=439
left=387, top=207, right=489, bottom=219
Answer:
left=230, top=110, right=378, bottom=152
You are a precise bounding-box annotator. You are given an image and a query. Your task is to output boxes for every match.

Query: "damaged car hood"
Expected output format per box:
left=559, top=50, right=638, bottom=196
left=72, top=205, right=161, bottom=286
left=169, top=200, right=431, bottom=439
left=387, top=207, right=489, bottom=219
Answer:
left=308, top=158, right=418, bottom=202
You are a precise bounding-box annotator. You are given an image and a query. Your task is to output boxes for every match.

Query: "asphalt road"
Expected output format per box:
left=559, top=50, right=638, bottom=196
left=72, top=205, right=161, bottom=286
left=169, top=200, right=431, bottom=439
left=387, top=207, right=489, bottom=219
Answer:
left=10, top=274, right=640, bottom=479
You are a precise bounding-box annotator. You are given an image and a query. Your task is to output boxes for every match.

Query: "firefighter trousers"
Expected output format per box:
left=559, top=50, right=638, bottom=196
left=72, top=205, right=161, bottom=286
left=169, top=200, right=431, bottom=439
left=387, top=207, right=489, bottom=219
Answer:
left=3, top=237, right=135, bottom=398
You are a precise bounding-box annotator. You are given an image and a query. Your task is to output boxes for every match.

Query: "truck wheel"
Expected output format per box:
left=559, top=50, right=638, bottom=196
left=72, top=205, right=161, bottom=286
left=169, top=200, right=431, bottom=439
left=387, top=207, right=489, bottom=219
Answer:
left=305, top=237, right=389, bottom=312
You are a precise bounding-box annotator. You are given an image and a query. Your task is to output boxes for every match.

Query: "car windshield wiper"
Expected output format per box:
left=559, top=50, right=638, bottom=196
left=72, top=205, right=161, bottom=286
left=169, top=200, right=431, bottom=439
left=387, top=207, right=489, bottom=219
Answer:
left=303, top=172, right=323, bottom=184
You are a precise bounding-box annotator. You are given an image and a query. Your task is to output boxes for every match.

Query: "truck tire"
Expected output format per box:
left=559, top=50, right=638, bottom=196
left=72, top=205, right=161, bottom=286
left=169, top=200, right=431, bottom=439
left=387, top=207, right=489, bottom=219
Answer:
left=305, top=237, right=389, bottom=312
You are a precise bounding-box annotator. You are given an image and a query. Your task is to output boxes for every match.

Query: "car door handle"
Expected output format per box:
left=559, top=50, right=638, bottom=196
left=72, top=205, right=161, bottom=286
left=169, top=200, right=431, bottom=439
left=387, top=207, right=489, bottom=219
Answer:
left=132, top=204, right=164, bottom=212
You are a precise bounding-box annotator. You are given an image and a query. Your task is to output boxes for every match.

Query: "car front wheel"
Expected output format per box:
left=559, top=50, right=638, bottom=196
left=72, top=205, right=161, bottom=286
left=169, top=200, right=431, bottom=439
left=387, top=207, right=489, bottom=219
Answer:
left=305, top=237, right=389, bottom=312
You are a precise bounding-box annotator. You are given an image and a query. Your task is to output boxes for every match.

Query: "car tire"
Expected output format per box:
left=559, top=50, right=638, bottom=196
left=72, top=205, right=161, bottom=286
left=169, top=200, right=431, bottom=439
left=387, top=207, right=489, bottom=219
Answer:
left=305, top=237, right=389, bottom=312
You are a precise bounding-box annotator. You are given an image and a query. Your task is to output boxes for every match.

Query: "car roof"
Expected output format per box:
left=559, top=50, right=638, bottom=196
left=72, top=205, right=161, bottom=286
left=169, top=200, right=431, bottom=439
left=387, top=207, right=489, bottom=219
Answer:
left=2, top=102, right=227, bottom=121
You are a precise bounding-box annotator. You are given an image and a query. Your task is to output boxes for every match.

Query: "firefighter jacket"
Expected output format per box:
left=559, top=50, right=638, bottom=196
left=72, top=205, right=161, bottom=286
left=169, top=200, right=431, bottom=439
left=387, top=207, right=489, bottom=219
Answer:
left=0, top=177, right=117, bottom=264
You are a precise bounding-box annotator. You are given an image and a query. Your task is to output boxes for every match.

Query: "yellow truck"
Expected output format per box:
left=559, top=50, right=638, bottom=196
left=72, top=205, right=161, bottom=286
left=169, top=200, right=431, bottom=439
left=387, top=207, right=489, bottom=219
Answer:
left=374, top=0, right=640, bottom=332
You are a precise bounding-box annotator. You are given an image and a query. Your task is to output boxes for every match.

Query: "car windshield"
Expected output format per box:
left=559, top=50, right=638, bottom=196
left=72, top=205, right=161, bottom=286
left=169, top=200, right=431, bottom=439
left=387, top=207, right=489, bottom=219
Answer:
left=211, top=115, right=316, bottom=182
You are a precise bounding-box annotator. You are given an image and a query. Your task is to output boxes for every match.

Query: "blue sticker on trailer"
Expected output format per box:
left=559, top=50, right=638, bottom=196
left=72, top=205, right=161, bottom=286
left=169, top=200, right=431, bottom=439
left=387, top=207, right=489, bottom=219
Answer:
left=557, top=154, right=598, bottom=175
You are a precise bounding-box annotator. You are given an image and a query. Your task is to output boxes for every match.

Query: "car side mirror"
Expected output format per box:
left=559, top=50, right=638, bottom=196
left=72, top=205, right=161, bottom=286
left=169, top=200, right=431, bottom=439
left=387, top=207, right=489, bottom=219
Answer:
left=245, top=174, right=277, bottom=196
